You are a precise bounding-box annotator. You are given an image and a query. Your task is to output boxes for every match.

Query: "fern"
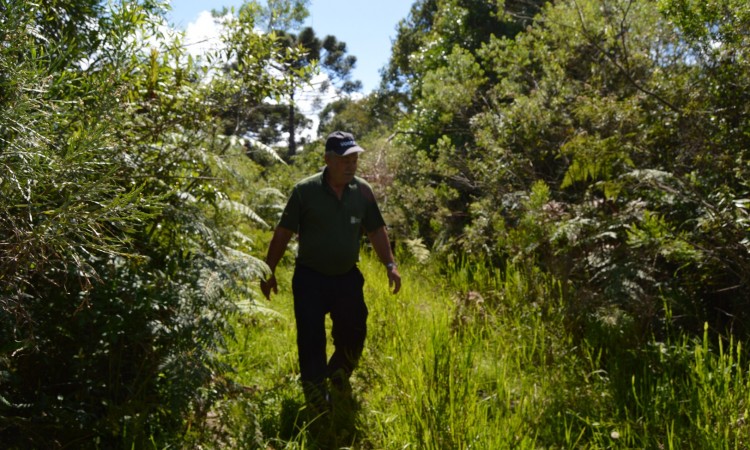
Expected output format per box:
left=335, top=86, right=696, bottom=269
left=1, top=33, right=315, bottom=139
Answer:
left=404, top=237, right=431, bottom=263
left=233, top=299, right=284, bottom=317
left=561, top=134, right=635, bottom=192
left=223, top=246, right=269, bottom=279
left=244, top=138, right=287, bottom=164
left=219, top=199, right=269, bottom=227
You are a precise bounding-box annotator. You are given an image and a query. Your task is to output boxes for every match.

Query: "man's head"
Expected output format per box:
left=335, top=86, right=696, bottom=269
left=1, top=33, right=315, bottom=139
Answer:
left=325, top=131, right=365, bottom=156
left=324, top=131, right=362, bottom=186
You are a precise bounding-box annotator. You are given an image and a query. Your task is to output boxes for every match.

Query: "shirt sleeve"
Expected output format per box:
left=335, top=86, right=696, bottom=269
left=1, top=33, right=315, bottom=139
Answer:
left=360, top=181, right=386, bottom=233
left=277, top=187, right=301, bottom=232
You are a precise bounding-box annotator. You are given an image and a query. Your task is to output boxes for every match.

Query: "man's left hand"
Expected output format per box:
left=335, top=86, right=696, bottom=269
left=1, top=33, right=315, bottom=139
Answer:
left=387, top=266, right=401, bottom=294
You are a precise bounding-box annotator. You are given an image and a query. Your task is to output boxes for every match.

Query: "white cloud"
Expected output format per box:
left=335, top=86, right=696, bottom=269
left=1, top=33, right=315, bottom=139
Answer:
left=183, top=11, right=227, bottom=59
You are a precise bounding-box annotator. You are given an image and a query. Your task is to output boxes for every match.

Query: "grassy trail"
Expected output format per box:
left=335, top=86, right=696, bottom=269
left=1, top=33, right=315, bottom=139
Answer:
left=216, top=252, right=562, bottom=448
left=215, top=251, right=750, bottom=449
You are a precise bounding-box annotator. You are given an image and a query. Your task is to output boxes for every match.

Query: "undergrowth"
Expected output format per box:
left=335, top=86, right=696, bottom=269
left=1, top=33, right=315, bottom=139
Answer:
left=206, top=250, right=750, bottom=449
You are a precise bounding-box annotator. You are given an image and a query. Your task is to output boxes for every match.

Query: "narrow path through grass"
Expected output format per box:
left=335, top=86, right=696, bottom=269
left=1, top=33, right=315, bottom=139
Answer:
left=215, top=252, right=564, bottom=448
left=212, top=251, right=750, bottom=449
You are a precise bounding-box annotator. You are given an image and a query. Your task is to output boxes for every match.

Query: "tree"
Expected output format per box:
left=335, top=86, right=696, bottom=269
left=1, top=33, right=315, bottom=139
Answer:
left=272, top=27, right=362, bottom=158
left=382, top=0, right=546, bottom=247
left=211, top=1, right=361, bottom=159
left=384, top=0, right=750, bottom=343
left=318, top=96, right=391, bottom=139
left=208, top=1, right=308, bottom=160
left=258, top=0, right=310, bottom=31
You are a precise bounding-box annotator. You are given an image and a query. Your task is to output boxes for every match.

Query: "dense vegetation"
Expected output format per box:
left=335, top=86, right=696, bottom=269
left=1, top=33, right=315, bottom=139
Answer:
left=1, top=0, right=749, bottom=448
left=384, top=0, right=750, bottom=340
left=0, top=0, right=297, bottom=446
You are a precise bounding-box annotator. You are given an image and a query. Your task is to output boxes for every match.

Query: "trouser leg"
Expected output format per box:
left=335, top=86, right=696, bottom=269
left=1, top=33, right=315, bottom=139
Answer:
left=327, top=267, right=368, bottom=389
left=292, top=265, right=369, bottom=409
left=292, top=266, right=329, bottom=409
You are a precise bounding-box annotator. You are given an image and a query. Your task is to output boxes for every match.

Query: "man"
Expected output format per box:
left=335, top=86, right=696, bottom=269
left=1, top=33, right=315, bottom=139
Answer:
left=260, top=131, right=401, bottom=412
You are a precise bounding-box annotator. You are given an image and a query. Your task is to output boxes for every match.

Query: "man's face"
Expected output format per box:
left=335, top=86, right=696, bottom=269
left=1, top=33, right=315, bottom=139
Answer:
left=325, top=152, right=359, bottom=184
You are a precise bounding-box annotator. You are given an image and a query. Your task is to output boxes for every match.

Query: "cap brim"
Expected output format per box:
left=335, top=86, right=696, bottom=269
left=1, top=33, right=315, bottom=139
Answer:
left=339, top=145, right=365, bottom=155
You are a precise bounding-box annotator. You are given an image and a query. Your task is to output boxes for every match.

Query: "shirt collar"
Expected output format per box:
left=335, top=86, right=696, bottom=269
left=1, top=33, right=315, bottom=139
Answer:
left=321, top=168, right=357, bottom=194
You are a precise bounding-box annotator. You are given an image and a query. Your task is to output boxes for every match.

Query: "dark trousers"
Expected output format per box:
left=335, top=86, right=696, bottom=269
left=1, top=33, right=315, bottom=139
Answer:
left=292, top=264, right=368, bottom=402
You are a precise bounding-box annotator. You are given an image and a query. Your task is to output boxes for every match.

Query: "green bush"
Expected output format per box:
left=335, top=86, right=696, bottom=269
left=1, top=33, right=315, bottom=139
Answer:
left=0, top=1, right=288, bottom=447
left=386, top=0, right=750, bottom=342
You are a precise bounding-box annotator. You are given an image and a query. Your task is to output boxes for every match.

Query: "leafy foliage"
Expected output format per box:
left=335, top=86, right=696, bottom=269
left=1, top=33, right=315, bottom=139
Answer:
left=3, top=0, right=750, bottom=446
left=384, top=0, right=750, bottom=343
left=0, top=0, right=296, bottom=447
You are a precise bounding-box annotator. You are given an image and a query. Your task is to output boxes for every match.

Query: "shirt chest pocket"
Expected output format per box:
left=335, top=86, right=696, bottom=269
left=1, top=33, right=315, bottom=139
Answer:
left=343, top=198, right=366, bottom=229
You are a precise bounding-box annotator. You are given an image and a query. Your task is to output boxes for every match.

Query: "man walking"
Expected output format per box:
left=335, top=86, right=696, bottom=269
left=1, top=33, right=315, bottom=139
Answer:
left=260, top=131, right=401, bottom=413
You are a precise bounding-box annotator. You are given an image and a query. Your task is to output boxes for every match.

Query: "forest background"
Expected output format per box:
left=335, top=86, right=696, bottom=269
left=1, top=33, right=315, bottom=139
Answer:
left=1, top=0, right=750, bottom=448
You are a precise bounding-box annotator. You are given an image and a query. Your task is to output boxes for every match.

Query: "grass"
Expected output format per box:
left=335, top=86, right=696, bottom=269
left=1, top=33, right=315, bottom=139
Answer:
left=207, top=251, right=750, bottom=449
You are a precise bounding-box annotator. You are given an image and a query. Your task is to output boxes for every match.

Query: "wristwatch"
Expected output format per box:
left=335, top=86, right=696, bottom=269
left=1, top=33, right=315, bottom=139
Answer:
left=386, top=262, right=397, bottom=271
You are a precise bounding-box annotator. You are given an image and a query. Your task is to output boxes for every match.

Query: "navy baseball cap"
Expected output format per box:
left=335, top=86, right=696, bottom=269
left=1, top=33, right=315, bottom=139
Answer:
left=325, top=131, right=365, bottom=155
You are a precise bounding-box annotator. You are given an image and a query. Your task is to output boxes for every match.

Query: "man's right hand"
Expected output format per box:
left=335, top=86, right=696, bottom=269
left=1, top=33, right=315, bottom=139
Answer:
left=260, top=275, right=277, bottom=300
left=260, top=227, right=294, bottom=301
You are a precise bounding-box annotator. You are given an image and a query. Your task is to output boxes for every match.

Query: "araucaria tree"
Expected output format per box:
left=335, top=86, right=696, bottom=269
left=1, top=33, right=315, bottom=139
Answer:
left=215, top=0, right=362, bottom=159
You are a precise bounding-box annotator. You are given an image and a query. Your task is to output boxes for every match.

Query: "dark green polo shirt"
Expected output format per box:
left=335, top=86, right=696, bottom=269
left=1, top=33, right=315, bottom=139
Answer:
left=278, top=169, right=386, bottom=275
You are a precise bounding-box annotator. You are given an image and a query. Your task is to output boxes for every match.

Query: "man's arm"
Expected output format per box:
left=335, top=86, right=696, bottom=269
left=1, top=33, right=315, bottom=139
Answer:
left=260, top=226, right=294, bottom=300
left=367, top=226, right=402, bottom=294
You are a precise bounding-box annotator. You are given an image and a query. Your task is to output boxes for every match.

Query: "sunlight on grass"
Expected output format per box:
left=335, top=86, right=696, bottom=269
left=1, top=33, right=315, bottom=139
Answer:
left=212, top=252, right=750, bottom=449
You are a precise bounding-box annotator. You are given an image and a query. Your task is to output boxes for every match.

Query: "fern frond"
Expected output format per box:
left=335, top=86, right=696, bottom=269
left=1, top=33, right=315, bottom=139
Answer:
left=244, top=138, right=286, bottom=164
left=219, top=199, right=268, bottom=227
left=191, top=220, right=222, bottom=256
left=234, top=299, right=284, bottom=318
left=198, top=268, right=224, bottom=303
left=223, top=246, right=269, bottom=280
left=404, top=238, right=431, bottom=264
left=258, top=187, right=286, bottom=198
left=210, top=152, right=230, bottom=173
left=231, top=231, right=255, bottom=246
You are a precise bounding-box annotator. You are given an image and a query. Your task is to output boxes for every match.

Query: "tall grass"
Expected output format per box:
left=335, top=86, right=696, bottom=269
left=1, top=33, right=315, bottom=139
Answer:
left=359, top=256, right=566, bottom=449
left=211, top=251, right=750, bottom=449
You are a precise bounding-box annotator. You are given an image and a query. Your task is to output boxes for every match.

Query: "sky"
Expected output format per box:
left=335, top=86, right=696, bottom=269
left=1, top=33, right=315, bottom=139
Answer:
left=166, top=0, right=414, bottom=95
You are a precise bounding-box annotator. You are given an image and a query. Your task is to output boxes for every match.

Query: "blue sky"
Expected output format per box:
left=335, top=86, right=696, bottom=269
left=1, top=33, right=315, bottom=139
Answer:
left=166, top=0, right=414, bottom=94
